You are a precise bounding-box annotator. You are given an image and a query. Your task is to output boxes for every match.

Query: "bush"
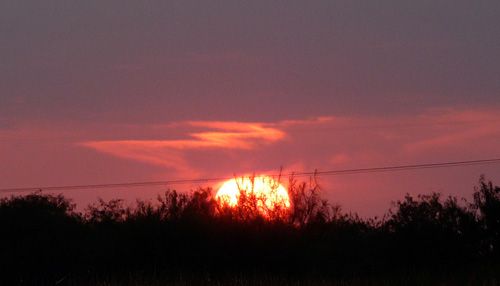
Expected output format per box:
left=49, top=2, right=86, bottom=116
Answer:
left=1, top=177, right=500, bottom=284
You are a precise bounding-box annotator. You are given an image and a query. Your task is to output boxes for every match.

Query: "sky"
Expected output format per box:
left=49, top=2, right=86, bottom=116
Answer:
left=1, top=1, right=500, bottom=217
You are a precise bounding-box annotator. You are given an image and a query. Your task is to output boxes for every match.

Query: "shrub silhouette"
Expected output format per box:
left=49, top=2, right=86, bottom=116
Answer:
left=0, top=192, right=83, bottom=283
left=215, top=175, right=291, bottom=222
left=472, top=176, right=500, bottom=257
left=1, top=177, right=500, bottom=284
left=85, top=198, right=128, bottom=224
left=386, top=193, right=480, bottom=269
left=287, top=176, right=335, bottom=226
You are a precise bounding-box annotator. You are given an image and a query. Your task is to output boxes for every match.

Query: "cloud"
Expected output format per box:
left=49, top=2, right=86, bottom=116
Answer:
left=80, top=109, right=500, bottom=179
left=187, top=121, right=286, bottom=148
left=81, top=140, right=199, bottom=177
left=80, top=121, right=287, bottom=175
left=4, top=108, right=500, bottom=217
left=404, top=109, right=500, bottom=153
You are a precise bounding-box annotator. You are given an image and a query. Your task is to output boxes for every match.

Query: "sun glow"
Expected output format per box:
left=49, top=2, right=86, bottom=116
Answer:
left=215, top=176, right=291, bottom=213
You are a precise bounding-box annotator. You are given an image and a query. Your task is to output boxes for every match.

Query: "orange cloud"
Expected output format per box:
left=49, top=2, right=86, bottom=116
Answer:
left=79, top=109, right=500, bottom=181
left=80, top=121, right=287, bottom=174
left=187, top=121, right=285, bottom=148
left=81, top=140, right=198, bottom=177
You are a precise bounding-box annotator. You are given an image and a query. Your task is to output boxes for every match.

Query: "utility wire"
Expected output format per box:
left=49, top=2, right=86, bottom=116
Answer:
left=1, top=158, right=499, bottom=194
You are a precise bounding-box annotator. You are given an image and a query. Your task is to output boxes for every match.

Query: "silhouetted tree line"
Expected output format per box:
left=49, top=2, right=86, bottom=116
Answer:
left=1, top=176, right=500, bottom=284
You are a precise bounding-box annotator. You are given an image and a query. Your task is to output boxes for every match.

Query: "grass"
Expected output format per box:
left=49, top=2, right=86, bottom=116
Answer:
left=61, top=275, right=500, bottom=286
left=43, top=267, right=500, bottom=286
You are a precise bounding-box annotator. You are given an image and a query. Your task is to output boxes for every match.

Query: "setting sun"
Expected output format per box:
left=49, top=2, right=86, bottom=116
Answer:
left=215, top=176, right=291, bottom=213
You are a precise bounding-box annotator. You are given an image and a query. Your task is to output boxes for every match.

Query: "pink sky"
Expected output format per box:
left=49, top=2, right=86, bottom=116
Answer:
left=1, top=2, right=500, bottom=217
left=1, top=107, right=499, bottom=217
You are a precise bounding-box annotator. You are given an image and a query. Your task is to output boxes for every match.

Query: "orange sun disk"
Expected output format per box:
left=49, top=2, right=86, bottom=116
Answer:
left=215, top=176, right=291, bottom=213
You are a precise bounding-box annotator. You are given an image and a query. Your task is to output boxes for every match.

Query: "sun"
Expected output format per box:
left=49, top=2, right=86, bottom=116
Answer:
left=215, top=176, right=291, bottom=214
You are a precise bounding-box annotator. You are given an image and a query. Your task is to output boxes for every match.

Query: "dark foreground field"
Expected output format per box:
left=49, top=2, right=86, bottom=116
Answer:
left=1, top=176, right=500, bottom=285
left=45, top=270, right=500, bottom=286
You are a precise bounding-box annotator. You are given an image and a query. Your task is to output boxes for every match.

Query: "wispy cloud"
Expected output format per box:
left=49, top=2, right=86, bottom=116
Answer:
left=3, top=109, right=500, bottom=216
left=404, top=109, right=500, bottom=153
left=186, top=121, right=286, bottom=149
left=80, top=121, right=288, bottom=175
left=80, top=109, right=500, bottom=178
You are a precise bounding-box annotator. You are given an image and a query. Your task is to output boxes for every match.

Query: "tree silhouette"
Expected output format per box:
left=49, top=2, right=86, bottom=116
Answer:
left=472, top=175, right=500, bottom=256
left=1, top=177, right=500, bottom=285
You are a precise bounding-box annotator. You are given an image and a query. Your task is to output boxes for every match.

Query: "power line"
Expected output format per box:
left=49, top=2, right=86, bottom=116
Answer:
left=1, top=158, right=499, bottom=194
